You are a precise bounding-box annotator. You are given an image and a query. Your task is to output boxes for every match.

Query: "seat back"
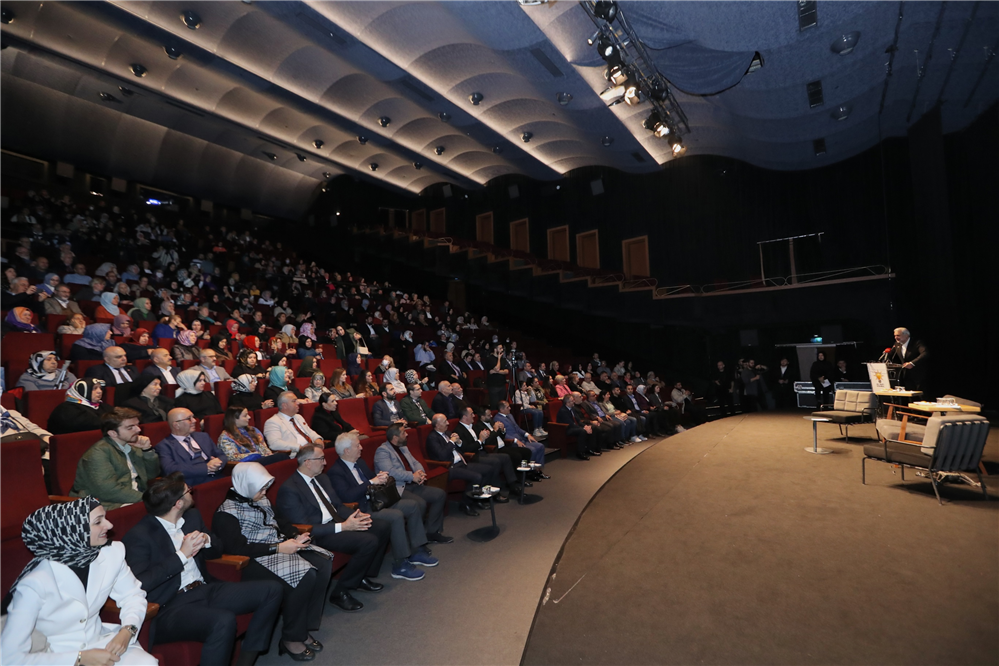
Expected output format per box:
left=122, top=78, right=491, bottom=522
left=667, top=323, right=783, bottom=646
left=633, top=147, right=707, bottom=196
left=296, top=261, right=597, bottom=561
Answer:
left=923, top=415, right=990, bottom=471
left=832, top=390, right=873, bottom=413
left=265, top=459, right=300, bottom=503
left=143, top=421, right=173, bottom=447
left=24, top=389, right=67, bottom=431
left=192, top=476, right=234, bottom=529
left=204, top=413, right=225, bottom=442
left=106, top=503, right=149, bottom=541
left=49, top=430, right=102, bottom=495
left=1, top=439, right=50, bottom=540
left=255, top=407, right=279, bottom=432
left=337, top=398, right=373, bottom=435
left=1, top=332, right=55, bottom=364
left=215, top=380, right=233, bottom=410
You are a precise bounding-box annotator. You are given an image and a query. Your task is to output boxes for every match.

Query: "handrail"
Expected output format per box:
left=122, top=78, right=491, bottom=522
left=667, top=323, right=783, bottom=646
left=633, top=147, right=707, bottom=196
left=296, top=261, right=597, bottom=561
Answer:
left=654, top=265, right=892, bottom=298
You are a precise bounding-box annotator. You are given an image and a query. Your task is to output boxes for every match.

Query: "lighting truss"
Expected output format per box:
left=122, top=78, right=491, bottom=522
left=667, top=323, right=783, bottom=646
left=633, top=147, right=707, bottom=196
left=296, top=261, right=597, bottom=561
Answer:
left=581, top=1, right=690, bottom=143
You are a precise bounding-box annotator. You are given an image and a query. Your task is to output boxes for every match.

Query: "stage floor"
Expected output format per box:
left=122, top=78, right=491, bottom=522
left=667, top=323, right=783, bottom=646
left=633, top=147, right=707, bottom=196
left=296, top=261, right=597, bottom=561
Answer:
left=522, top=412, right=999, bottom=666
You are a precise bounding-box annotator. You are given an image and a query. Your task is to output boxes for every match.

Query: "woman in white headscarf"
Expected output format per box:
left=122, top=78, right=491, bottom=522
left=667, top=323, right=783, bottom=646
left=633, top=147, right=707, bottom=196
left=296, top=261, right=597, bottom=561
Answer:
left=213, top=462, right=333, bottom=661
left=173, top=368, right=222, bottom=419
left=382, top=367, right=406, bottom=394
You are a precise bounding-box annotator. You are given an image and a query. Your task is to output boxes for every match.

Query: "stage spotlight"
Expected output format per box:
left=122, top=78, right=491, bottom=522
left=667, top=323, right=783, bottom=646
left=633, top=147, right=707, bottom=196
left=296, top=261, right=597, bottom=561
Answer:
left=599, top=85, right=626, bottom=104
left=831, top=32, right=861, bottom=55
left=313, top=139, right=324, bottom=149
left=607, top=65, right=628, bottom=86
left=118, top=86, right=134, bottom=97
left=623, top=83, right=641, bottom=106
left=435, top=146, right=445, bottom=155
left=650, top=81, right=670, bottom=102
left=521, top=132, right=533, bottom=143
left=378, top=116, right=391, bottom=127
left=556, top=92, right=573, bottom=106
left=493, top=146, right=503, bottom=154
left=469, top=92, right=484, bottom=105
left=262, top=151, right=277, bottom=160
left=323, top=171, right=332, bottom=179
left=1, top=8, right=14, bottom=24
left=668, top=135, right=683, bottom=155
left=830, top=104, right=851, bottom=121
left=369, top=163, right=379, bottom=171
left=296, top=153, right=307, bottom=162
left=597, top=37, right=621, bottom=67
left=98, top=92, right=120, bottom=103
left=593, top=1, right=618, bottom=23
left=587, top=30, right=601, bottom=46
left=181, top=10, right=201, bottom=29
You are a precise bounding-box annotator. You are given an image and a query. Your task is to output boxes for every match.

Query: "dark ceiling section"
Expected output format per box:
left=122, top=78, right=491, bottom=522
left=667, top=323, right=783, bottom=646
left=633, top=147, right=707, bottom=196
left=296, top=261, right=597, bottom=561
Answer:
left=2, top=1, right=996, bottom=217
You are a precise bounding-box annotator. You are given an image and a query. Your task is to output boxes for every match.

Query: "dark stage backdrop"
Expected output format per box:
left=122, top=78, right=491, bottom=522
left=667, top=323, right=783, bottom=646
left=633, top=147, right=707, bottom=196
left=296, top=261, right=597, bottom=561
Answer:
left=311, top=105, right=998, bottom=406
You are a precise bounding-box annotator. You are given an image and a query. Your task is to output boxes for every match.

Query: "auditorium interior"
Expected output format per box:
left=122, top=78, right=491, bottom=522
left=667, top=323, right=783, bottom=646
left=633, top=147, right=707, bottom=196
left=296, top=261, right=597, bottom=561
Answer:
left=1, top=2, right=997, bottom=665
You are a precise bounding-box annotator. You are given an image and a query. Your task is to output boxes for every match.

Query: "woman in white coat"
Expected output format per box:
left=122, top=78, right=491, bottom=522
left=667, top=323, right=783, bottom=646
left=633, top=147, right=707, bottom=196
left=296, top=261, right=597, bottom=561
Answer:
left=1, top=498, right=157, bottom=665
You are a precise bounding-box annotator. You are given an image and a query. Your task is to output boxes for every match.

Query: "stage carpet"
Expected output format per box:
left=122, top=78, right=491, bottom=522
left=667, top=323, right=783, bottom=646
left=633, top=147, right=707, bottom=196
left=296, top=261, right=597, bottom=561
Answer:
left=521, top=412, right=998, bottom=666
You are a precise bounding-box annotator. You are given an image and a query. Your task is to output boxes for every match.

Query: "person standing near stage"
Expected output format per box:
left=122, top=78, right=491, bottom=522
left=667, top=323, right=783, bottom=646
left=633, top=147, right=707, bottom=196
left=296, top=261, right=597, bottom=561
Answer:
left=486, top=343, right=512, bottom=409
left=891, top=328, right=929, bottom=391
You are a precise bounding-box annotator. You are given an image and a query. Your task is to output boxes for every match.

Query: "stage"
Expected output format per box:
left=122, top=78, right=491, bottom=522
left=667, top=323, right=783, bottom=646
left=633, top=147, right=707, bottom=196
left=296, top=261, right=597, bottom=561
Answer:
left=522, top=412, right=998, bottom=665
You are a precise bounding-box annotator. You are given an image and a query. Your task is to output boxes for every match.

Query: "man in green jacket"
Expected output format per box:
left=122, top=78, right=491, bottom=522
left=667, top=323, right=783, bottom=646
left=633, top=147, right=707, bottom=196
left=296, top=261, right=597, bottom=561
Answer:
left=70, top=406, right=160, bottom=510
left=398, top=384, right=434, bottom=426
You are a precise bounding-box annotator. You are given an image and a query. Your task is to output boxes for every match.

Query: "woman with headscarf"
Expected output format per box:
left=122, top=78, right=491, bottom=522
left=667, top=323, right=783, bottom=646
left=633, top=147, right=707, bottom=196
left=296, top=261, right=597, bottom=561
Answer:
left=404, top=369, right=430, bottom=391
left=382, top=367, right=406, bottom=394
left=298, top=322, right=317, bottom=342
left=94, top=292, right=121, bottom=323
left=229, top=374, right=275, bottom=412
left=127, top=297, right=155, bottom=322
left=276, top=324, right=297, bottom=347
left=269, top=352, right=288, bottom=369
left=114, top=282, right=134, bottom=311
left=210, top=334, right=233, bottom=362
left=218, top=406, right=278, bottom=463
left=57, top=312, right=87, bottom=335
left=70, top=323, right=114, bottom=361
left=121, top=329, right=155, bottom=363
left=0, top=498, right=156, bottom=666
left=223, top=318, right=243, bottom=342
left=213, top=462, right=333, bottom=661
left=16, top=350, right=77, bottom=392
left=233, top=348, right=266, bottom=380
left=173, top=368, right=222, bottom=419
left=47, top=378, right=113, bottom=434
left=152, top=314, right=185, bottom=341
left=242, top=334, right=264, bottom=360
left=296, top=337, right=320, bottom=359
left=264, top=366, right=306, bottom=404
left=110, top=314, right=132, bottom=338
left=296, top=356, right=318, bottom=379
left=3, top=307, right=42, bottom=334
left=189, top=318, right=211, bottom=341
left=303, top=372, right=329, bottom=403
left=37, top=272, right=61, bottom=296
left=172, top=329, right=201, bottom=362
left=328, top=368, right=356, bottom=399
left=121, top=374, right=175, bottom=424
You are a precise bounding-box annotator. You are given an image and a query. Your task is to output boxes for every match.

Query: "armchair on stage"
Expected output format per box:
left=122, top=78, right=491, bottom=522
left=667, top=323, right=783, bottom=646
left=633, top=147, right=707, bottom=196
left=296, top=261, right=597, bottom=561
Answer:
left=811, top=390, right=878, bottom=441
left=862, top=414, right=990, bottom=505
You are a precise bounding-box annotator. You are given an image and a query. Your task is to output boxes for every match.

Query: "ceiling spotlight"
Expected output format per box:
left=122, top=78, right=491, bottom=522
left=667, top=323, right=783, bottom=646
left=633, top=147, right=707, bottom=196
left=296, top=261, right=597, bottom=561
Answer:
left=830, top=104, right=852, bottom=121
left=597, top=37, right=621, bottom=67
left=556, top=92, right=573, bottom=106
left=607, top=65, right=629, bottom=86
left=831, top=31, right=861, bottom=56
left=521, top=132, right=533, bottom=143
left=493, top=146, right=503, bottom=154
left=593, top=1, right=619, bottom=23
left=1, top=8, right=14, bottom=24
left=296, top=153, right=307, bottom=162
left=644, top=111, right=670, bottom=138
left=623, top=83, right=642, bottom=106
left=98, top=92, right=120, bottom=103
left=599, top=85, right=626, bottom=105
left=601, top=136, right=614, bottom=147
left=130, top=63, right=148, bottom=78
left=357, top=136, right=368, bottom=145
left=369, top=163, right=378, bottom=171
left=587, top=30, right=601, bottom=46
left=322, top=171, right=332, bottom=179
left=263, top=151, right=277, bottom=161
left=413, top=162, right=423, bottom=170
left=164, top=45, right=182, bottom=60
left=181, top=10, right=201, bottom=29
left=438, top=112, right=451, bottom=123
left=668, top=135, right=684, bottom=155
left=117, top=86, right=134, bottom=97
left=469, top=92, right=484, bottom=105
left=435, top=146, right=445, bottom=155
left=649, top=81, right=670, bottom=102
left=313, top=139, right=324, bottom=149
left=378, top=116, right=390, bottom=127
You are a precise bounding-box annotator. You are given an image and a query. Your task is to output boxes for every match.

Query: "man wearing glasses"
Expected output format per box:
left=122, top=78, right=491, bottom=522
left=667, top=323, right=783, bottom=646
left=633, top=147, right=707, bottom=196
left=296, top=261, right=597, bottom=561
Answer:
left=155, top=408, right=228, bottom=487
left=198, top=349, right=232, bottom=385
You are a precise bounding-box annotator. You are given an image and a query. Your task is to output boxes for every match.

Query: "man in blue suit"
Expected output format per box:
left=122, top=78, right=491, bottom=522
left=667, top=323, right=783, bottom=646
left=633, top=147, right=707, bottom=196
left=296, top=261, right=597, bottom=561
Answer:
left=123, top=473, right=283, bottom=666
left=371, top=384, right=407, bottom=428
left=327, top=432, right=437, bottom=580
left=155, top=407, right=228, bottom=487
left=493, top=400, right=547, bottom=469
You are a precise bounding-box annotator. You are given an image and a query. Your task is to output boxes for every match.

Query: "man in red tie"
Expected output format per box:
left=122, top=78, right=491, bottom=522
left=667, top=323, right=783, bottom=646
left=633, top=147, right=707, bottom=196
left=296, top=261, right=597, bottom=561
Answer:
left=263, top=391, right=323, bottom=458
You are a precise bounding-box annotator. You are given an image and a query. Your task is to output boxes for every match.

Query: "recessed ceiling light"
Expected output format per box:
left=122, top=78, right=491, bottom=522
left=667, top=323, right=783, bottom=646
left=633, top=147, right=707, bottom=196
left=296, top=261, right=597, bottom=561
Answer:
left=118, top=86, right=134, bottom=97
left=556, top=92, right=573, bottom=106
left=164, top=45, right=182, bottom=60
left=263, top=151, right=277, bottom=161
left=181, top=10, right=201, bottom=30
left=98, top=92, right=120, bottom=103
left=323, top=171, right=332, bottom=179
left=521, top=132, right=533, bottom=143
left=830, top=104, right=851, bottom=121
left=1, top=8, right=14, bottom=24
left=369, top=163, right=379, bottom=171
left=414, top=162, right=423, bottom=170
left=831, top=31, right=861, bottom=55
left=493, top=146, right=502, bottom=154
left=296, top=153, right=307, bottom=162
left=435, top=146, right=445, bottom=155
left=357, top=136, right=368, bottom=145
left=313, top=139, right=324, bottom=149
left=469, top=92, right=484, bottom=105
left=130, top=63, right=148, bottom=78
left=601, top=136, right=614, bottom=147
left=438, top=112, right=451, bottom=123
left=378, top=116, right=390, bottom=127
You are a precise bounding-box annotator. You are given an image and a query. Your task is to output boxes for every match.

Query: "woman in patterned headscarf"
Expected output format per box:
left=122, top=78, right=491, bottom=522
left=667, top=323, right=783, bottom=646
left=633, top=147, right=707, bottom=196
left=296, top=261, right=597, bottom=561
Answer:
left=213, top=462, right=333, bottom=661
left=172, top=329, right=201, bottom=362
left=228, top=374, right=274, bottom=412
left=0, top=498, right=156, bottom=665
left=46, top=378, right=112, bottom=435
left=16, top=350, right=76, bottom=392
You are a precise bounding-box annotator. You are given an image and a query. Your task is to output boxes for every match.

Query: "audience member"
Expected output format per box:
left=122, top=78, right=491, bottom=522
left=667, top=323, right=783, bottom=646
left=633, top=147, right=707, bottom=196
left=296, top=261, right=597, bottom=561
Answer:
left=425, top=413, right=502, bottom=516
left=141, top=347, right=180, bottom=385
left=47, top=378, right=113, bottom=435
left=84, top=345, right=139, bottom=393
left=69, top=407, right=159, bottom=509
left=399, top=383, right=433, bottom=425
left=374, top=425, right=450, bottom=544
left=556, top=395, right=596, bottom=461
left=492, top=400, right=546, bottom=469
left=229, top=374, right=274, bottom=411
left=371, top=384, right=407, bottom=428
left=218, top=406, right=280, bottom=463
left=155, top=408, right=228, bottom=486
left=198, top=348, right=232, bottom=385
left=43, top=284, right=82, bottom=316
left=16, top=350, right=76, bottom=392
left=264, top=391, right=323, bottom=458
left=121, top=374, right=175, bottom=424
left=174, top=368, right=223, bottom=419
left=311, top=393, right=359, bottom=441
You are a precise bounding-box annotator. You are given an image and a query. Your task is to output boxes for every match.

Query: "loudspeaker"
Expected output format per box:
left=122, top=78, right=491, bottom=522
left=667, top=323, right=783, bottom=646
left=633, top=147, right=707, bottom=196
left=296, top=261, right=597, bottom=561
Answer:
left=590, top=179, right=604, bottom=196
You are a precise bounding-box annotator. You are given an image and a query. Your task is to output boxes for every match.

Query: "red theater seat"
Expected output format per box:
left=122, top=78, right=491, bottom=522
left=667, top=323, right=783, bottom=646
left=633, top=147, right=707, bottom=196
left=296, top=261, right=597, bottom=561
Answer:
left=204, top=413, right=225, bottom=442
left=337, top=398, right=373, bottom=436
left=24, top=389, right=66, bottom=431
left=143, top=421, right=172, bottom=446
left=255, top=407, right=279, bottom=432
left=49, top=430, right=102, bottom=495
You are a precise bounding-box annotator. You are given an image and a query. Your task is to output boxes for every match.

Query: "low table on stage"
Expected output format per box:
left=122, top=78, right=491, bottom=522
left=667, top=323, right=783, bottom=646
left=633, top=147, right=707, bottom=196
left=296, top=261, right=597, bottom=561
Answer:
left=466, top=488, right=500, bottom=542
left=803, top=416, right=834, bottom=454
left=905, top=401, right=981, bottom=416
left=516, top=462, right=544, bottom=505
left=874, top=389, right=922, bottom=418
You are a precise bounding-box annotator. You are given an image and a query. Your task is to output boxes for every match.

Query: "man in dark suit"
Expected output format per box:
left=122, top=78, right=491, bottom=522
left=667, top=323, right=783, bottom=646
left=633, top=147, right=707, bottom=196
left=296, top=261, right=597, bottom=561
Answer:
left=275, top=444, right=395, bottom=611
left=398, top=384, right=433, bottom=426
left=769, top=358, right=794, bottom=410
left=327, top=432, right=437, bottom=580
left=140, top=348, right=181, bottom=385
left=371, top=384, right=407, bottom=428
left=123, top=473, right=283, bottom=666
left=891, top=327, right=929, bottom=390
left=156, top=408, right=228, bottom=487
left=431, top=381, right=457, bottom=419
left=556, top=395, right=596, bottom=461
left=449, top=384, right=470, bottom=417
left=453, top=407, right=523, bottom=498
left=84, top=346, right=139, bottom=399
left=425, top=413, right=504, bottom=516
left=437, top=351, right=466, bottom=387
